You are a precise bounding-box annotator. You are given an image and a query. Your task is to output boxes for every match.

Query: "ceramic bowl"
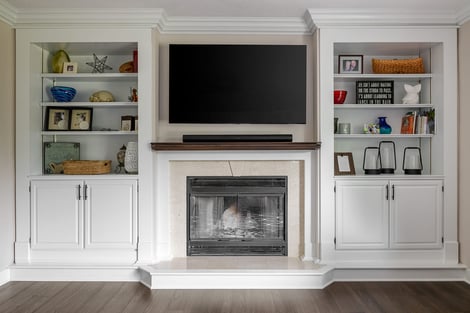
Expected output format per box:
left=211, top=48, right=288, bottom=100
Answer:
left=334, top=90, right=347, bottom=104
left=51, top=86, right=76, bottom=102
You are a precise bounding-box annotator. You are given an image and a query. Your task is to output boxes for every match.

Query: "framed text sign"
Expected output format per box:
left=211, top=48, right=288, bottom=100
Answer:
left=356, top=80, right=394, bottom=104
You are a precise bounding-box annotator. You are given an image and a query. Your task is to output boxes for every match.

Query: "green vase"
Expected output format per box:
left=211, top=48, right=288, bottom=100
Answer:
left=51, top=50, right=70, bottom=73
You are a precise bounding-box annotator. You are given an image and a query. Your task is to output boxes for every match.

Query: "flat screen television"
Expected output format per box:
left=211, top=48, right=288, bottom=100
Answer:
left=169, top=44, right=307, bottom=124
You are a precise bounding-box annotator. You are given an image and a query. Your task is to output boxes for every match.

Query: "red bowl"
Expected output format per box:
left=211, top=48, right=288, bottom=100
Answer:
left=334, top=90, right=347, bottom=104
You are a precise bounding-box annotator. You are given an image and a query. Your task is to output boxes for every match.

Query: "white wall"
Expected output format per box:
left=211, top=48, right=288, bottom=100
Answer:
left=0, top=19, right=15, bottom=279
left=459, top=21, right=470, bottom=267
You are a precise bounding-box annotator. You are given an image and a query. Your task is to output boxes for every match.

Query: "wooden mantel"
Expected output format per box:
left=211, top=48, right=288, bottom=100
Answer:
left=151, top=142, right=321, bottom=151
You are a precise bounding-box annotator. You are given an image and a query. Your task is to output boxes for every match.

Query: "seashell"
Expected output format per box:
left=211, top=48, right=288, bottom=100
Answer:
left=89, top=90, right=115, bottom=102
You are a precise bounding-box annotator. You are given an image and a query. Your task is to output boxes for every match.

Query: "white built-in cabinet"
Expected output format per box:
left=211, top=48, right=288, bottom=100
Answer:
left=335, top=179, right=443, bottom=250
left=30, top=178, right=138, bottom=263
left=15, top=28, right=155, bottom=265
left=318, top=27, right=458, bottom=265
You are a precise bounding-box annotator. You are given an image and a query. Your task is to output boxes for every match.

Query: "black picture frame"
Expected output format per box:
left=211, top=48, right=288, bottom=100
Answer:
left=334, top=152, right=356, bottom=176
left=338, top=55, right=363, bottom=74
left=45, top=107, right=70, bottom=131
left=70, top=108, right=93, bottom=131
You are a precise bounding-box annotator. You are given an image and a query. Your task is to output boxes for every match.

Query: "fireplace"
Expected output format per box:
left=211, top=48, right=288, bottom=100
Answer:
left=187, top=176, right=287, bottom=256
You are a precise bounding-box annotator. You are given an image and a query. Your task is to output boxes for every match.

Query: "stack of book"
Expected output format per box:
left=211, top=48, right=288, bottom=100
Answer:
left=400, top=110, right=434, bottom=134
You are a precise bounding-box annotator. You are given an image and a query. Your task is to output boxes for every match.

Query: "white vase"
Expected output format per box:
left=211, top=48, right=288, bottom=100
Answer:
left=124, top=141, right=138, bottom=174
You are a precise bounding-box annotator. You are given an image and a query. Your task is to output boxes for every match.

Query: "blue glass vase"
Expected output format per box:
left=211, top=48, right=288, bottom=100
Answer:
left=378, top=117, right=392, bottom=134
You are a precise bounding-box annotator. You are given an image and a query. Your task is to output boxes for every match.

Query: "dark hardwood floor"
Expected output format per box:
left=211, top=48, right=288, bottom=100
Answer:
left=1, top=281, right=470, bottom=313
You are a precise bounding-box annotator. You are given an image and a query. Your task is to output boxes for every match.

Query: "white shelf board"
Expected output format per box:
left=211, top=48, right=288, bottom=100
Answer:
left=41, top=131, right=137, bottom=136
left=334, top=103, right=433, bottom=109
left=334, top=73, right=432, bottom=80
left=334, top=134, right=433, bottom=139
left=41, top=73, right=138, bottom=81
left=41, top=102, right=138, bottom=108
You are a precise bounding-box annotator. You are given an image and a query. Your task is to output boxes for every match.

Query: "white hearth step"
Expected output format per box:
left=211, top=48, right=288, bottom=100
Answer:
left=139, top=257, right=334, bottom=289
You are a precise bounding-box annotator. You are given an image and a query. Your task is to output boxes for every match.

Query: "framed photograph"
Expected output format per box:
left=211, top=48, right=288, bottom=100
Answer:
left=334, top=152, right=356, bottom=175
left=62, top=62, right=78, bottom=74
left=339, top=55, right=363, bottom=74
left=46, top=107, right=70, bottom=130
left=70, top=108, right=93, bottom=131
left=121, top=115, right=134, bottom=131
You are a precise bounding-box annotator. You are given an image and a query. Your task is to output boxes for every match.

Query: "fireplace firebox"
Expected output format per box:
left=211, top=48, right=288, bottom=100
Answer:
left=187, top=176, right=287, bottom=256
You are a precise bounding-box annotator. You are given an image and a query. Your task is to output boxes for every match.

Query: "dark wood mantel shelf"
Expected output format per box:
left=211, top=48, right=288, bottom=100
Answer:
left=151, top=142, right=321, bottom=151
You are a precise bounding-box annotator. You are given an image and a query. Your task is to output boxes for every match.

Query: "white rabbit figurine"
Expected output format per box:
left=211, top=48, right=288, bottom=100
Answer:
left=402, top=83, right=421, bottom=104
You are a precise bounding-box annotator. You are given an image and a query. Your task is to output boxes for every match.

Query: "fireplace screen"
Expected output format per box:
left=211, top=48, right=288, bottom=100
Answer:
left=187, top=176, right=287, bottom=256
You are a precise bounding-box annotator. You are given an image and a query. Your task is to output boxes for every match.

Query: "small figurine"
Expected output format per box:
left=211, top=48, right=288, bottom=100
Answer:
left=402, top=84, right=421, bottom=104
left=115, top=145, right=127, bottom=173
left=129, top=87, right=138, bottom=102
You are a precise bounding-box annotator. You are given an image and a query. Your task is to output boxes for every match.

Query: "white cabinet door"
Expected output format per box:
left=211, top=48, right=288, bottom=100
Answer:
left=31, top=180, right=83, bottom=250
left=390, top=180, right=443, bottom=249
left=85, top=179, right=138, bottom=249
left=335, top=180, right=389, bottom=249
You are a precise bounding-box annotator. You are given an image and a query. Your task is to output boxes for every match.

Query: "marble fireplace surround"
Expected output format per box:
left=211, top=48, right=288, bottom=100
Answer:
left=154, top=151, right=318, bottom=262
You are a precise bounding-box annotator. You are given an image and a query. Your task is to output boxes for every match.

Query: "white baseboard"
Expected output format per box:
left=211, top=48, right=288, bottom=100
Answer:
left=0, top=269, right=10, bottom=286
left=333, top=266, right=468, bottom=282
left=10, top=265, right=141, bottom=282
left=6, top=264, right=469, bottom=289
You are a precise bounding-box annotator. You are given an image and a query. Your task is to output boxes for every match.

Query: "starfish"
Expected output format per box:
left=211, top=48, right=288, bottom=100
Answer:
left=86, top=53, right=113, bottom=73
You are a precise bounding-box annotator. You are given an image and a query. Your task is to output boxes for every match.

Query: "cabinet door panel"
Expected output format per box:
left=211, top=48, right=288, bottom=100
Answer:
left=390, top=180, right=443, bottom=249
left=85, top=179, right=137, bottom=249
left=31, top=180, right=83, bottom=249
left=336, top=180, right=389, bottom=249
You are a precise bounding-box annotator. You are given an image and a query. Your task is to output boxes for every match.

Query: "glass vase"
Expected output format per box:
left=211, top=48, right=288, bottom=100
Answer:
left=378, top=117, right=392, bottom=134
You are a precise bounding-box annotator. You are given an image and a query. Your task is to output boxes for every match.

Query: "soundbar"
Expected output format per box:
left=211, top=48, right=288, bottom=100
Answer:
left=182, top=134, right=293, bottom=143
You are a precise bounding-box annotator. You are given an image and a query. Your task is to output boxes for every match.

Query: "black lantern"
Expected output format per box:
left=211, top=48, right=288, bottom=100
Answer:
left=363, top=147, right=381, bottom=175
left=379, top=141, right=396, bottom=174
left=403, top=147, right=423, bottom=175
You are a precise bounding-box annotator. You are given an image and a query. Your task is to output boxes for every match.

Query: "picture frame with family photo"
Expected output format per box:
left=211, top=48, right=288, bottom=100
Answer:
left=338, top=55, right=363, bottom=74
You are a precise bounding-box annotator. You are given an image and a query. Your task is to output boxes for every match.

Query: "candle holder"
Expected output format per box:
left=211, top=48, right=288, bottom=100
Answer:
left=363, top=147, right=381, bottom=175
left=379, top=141, right=396, bottom=174
left=403, top=147, right=423, bottom=175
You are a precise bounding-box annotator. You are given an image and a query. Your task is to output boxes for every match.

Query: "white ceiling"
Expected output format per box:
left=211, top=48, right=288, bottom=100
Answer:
left=4, top=0, right=470, bottom=18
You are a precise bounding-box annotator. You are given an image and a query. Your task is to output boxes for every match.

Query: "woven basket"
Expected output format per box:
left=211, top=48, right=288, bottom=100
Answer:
left=63, top=160, right=111, bottom=175
left=372, top=58, right=425, bottom=74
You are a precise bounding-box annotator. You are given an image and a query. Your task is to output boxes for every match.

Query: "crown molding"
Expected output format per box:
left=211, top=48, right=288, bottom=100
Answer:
left=5, top=5, right=469, bottom=32
left=457, top=6, right=470, bottom=26
left=13, top=8, right=164, bottom=29
left=10, top=7, right=312, bottom=34
left=158, top=14, right=312, bottom=35
left=308, top=9, right=460, bottom=29
left=0, top=0, right=16, bottom=26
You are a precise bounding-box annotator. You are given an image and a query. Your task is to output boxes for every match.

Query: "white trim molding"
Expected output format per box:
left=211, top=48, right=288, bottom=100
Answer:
left=6, top=6, right=470, bottom=33
left=11, top=7, right=312, bottom=34
left=308, top=8, right=461, bottom=29
left=157, top=14, right=312, bottom=35
left=9, top=265, right=140, bottom=282
left=466, top=269, right=470, bottom=284
left=14, top=8, right=164, bottom=29
left=0, top=268, right=10, bottom=287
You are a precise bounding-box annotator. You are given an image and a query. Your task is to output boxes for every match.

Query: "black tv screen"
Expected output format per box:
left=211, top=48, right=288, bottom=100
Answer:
left=169, top=44, right=306, bottom=124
